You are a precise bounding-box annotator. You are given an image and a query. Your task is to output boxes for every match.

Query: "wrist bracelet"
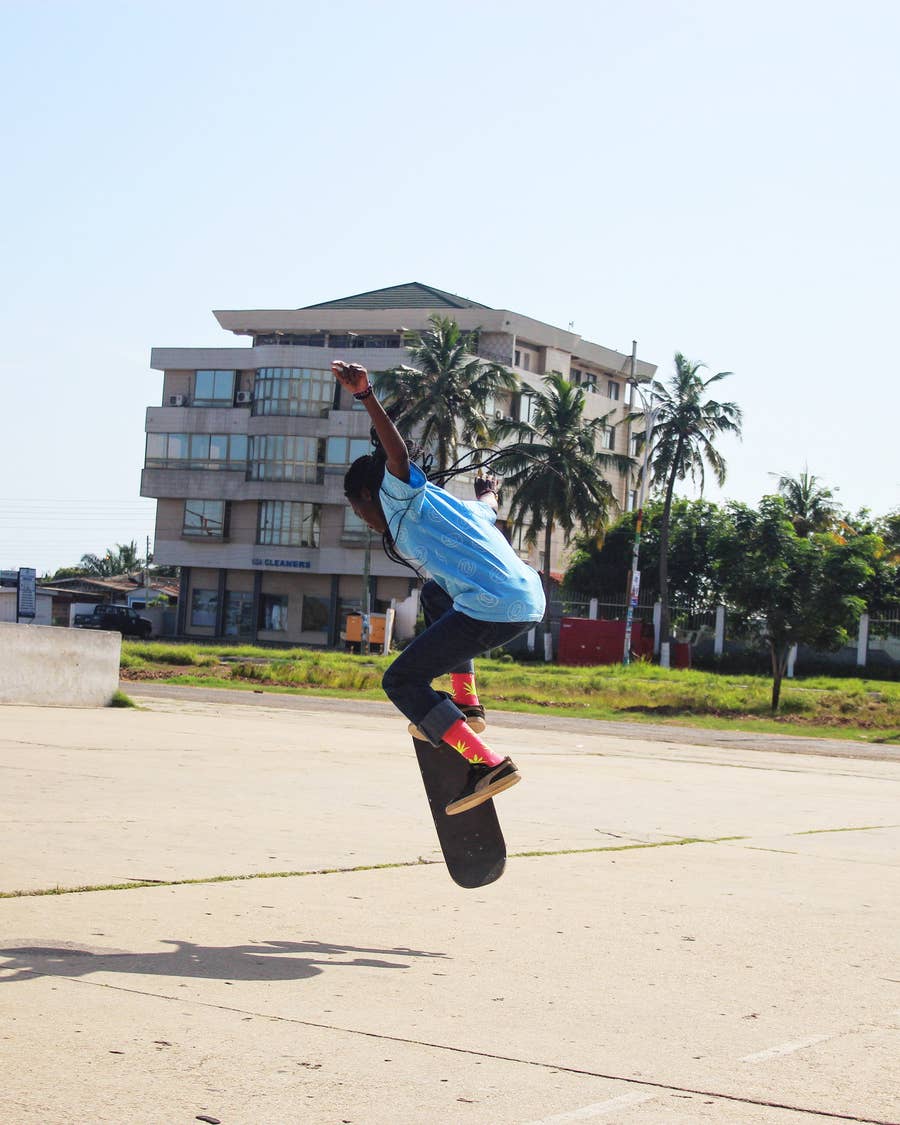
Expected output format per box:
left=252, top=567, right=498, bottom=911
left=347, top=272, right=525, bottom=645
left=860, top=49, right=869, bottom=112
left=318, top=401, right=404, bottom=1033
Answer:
left=353, top=386, right=373, bottom=401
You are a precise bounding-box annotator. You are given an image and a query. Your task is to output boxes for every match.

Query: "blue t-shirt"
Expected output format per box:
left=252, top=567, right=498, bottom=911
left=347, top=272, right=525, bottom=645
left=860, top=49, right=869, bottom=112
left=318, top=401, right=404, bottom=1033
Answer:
left=379, top=463, right=546, bottom=624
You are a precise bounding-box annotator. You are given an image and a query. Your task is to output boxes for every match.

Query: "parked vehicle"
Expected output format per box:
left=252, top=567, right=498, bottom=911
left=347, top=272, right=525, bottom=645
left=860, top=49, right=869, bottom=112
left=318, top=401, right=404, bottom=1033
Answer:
left=73, top=604, right=152, bottom=638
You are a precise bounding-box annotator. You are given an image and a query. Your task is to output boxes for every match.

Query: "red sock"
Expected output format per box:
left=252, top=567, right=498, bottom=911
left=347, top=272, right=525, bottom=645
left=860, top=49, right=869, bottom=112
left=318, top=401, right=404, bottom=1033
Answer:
left=442, top=718, right=504, bottom=767
left=451, top=673, right=479, bottom=706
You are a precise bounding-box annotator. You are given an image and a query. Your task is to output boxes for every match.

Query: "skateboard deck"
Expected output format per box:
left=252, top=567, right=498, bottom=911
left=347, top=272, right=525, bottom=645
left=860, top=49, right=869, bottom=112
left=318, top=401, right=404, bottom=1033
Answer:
left=412, top=736, right=507, bottom=889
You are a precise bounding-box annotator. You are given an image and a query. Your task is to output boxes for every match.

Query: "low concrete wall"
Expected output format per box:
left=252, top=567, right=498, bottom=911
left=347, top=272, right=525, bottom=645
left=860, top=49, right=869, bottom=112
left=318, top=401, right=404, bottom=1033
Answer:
left=0, top=621, right=122, bottom=707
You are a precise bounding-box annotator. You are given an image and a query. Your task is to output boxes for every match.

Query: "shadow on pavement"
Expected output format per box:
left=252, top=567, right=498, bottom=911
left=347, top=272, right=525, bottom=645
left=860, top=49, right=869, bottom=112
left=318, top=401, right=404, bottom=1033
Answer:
left=0, top=938, right=448, bottom=985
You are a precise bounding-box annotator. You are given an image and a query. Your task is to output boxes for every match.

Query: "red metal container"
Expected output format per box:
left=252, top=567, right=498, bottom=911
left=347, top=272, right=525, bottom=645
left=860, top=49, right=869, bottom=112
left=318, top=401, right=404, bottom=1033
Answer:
left=557, top=617, right=655, bottom=666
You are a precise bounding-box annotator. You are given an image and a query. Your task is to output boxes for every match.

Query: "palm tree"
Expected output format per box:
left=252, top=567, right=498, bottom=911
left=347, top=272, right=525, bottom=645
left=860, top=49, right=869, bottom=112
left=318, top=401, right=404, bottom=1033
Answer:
left=629, top=353, right=742, bottom=651
left=772, top=468, right=840, bottom=537
left=373, top=314, right=519, bottom=474
left=80, top=540, right=141, bottom=577
left=490, top=372, right=632, bottom=651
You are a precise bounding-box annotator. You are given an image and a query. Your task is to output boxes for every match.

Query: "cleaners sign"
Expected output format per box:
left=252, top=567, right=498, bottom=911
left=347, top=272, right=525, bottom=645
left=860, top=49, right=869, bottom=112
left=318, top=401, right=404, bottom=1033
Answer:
left=251, top=558, right=312, bottom=569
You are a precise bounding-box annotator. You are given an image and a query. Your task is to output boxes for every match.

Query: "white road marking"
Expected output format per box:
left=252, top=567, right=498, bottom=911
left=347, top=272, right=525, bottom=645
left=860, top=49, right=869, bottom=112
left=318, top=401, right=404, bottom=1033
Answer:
left=740, top=1034, right=832, bottom=1062
left=523, top=1090, right=657, bottom=1123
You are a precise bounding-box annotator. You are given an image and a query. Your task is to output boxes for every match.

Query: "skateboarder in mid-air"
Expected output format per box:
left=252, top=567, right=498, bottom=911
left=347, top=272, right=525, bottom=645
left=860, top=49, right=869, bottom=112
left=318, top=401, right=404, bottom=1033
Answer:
left=333, top=360, right=546, bottom=816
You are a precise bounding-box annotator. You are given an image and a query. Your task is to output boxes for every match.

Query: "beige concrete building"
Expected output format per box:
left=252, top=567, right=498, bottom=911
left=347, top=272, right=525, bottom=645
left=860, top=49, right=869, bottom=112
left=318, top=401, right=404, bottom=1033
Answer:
left=142, top=283, right=656, bottom=645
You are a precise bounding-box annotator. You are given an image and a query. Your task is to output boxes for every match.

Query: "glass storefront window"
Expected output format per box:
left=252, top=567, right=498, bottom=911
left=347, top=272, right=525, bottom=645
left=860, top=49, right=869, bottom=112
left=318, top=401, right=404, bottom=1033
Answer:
left=190, top=589, right=218, bottom=628
left=224, top=591, right=253, bottom=636
left=259, top=594, right=288, bottom=632
left=301, top=595, right=329, bottom=632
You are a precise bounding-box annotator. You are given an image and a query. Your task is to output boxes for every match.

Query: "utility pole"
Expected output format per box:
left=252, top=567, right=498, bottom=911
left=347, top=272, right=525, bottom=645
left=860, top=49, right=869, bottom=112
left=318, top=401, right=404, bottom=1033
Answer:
left=361, top=527, right=372, bottom=656
left=144, top=534, right=151, bottom=607
left=622, top=342, right=656, bottom=665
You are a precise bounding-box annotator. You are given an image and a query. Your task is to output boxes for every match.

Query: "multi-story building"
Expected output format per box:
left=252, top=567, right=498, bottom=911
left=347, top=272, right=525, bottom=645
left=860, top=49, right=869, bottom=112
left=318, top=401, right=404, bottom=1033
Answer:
left=142, top=282, right=656, bottom=645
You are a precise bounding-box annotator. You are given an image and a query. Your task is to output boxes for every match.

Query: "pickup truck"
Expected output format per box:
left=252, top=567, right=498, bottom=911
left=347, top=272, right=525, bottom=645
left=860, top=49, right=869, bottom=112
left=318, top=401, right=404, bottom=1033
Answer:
left=73, top=604, right=153, bottom=638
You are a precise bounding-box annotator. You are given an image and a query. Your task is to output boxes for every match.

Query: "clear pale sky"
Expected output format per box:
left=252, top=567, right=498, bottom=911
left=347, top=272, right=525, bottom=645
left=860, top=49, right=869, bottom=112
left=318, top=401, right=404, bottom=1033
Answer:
left=1, top=0, right=897, bottom=575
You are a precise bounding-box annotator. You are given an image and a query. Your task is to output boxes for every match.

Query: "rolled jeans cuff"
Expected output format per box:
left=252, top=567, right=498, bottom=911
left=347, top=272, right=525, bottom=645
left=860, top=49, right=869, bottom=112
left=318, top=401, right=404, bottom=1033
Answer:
left=419, top=695, right=465, bottom=747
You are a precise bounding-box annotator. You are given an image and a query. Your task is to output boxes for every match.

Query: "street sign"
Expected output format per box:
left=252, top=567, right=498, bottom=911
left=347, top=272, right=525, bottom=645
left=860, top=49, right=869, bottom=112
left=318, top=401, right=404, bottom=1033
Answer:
left=17, top=567, right=36, bottom=620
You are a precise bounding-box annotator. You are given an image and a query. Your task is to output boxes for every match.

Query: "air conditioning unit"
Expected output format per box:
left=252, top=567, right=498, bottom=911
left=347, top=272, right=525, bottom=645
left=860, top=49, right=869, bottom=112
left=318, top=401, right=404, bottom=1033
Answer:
left=504, top=414, right=514, bottom=422
left=235, top=390, right=253, bottom=404
left=168, top=394, right=187, bottom=407
left=494, top=410, right=504, bottom=419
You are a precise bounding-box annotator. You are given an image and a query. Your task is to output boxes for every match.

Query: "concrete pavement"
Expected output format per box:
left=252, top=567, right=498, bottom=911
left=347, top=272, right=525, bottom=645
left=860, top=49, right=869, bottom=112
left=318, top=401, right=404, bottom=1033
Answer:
left=1, top=690, right=898, bottom=1124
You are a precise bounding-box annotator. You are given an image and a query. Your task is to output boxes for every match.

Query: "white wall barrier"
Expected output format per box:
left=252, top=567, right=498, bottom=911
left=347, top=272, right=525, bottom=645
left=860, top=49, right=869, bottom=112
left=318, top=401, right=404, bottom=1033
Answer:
left=0, top=621, right=122, bottom=707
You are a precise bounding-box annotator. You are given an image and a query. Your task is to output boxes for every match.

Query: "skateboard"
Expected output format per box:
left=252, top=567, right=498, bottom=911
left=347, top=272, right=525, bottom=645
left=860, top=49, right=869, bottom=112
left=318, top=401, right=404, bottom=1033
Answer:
left=412, top=735, right=507, bottom=889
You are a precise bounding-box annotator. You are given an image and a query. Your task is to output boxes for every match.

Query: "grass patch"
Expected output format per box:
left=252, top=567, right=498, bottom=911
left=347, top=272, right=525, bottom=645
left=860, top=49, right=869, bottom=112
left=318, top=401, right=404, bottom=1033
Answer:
left=108, top=689, right=137, bottom=708
left=120, top=641, right=900, bottom=742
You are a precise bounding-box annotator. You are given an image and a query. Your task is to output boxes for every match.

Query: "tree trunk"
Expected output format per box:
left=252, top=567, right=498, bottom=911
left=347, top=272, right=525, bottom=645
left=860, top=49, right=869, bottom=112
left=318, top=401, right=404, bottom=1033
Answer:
left=542, top=520, right=554, bottom=661
left=770, top=641, right=789, bottom=712
left=657, top=444, right=683, bottom=649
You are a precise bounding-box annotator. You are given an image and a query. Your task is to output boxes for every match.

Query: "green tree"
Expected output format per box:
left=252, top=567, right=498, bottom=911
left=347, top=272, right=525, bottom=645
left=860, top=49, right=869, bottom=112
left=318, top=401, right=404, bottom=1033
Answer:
left=772, top=468, right=841, bottom=536
left=373, top=314, right=518, bottom=474
left=629, top=353, right=742, bottom=650
left=565, top=498, right=723, bottom=615
left=79, top=541, right=142, bottom=577
left=490, top=372, right=632, bottom=645
left=716, top=497, right=876, bottom=711
left=47, top=565, right=89, bottom=581
left=844, top=507, right=900, bottom=617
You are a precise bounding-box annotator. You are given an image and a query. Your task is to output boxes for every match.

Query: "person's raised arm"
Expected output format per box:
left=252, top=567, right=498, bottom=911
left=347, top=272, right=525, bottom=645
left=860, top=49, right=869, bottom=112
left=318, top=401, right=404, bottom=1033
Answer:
left=331, top=362, right=410, bottom=483
left=474, top=472, right=500, bottom=512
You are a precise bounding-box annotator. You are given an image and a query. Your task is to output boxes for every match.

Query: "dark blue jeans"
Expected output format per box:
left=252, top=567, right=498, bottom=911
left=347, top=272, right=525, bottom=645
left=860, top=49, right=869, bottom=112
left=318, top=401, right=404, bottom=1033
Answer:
left=382, top=580, right=533, bottom=746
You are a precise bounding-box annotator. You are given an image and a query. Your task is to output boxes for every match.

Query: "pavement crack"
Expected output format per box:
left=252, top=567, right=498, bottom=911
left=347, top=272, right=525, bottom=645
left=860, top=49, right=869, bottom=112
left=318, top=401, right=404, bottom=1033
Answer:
left=792, top=825, right=900, bottom=835
left=0, top=838, right=745, bottom=899
left=61, top=977, right=898, bottom=1125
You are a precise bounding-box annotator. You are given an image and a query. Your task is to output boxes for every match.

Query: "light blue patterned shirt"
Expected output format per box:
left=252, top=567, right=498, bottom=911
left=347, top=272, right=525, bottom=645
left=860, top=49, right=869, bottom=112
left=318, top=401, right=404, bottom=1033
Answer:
left=379, top=463, right=546, bottom=623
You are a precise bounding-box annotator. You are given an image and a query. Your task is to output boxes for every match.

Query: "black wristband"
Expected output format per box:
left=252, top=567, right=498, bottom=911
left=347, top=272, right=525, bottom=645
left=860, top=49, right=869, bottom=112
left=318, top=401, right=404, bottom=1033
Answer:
left=353, top=386, right=373, bottom=401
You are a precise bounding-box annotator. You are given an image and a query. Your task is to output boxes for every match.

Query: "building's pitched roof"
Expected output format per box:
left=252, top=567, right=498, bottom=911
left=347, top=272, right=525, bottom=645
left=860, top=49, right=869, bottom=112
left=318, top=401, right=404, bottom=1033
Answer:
left=40, top=574, right=179, bottom=598
left=301, top=282, right=492, bottom=311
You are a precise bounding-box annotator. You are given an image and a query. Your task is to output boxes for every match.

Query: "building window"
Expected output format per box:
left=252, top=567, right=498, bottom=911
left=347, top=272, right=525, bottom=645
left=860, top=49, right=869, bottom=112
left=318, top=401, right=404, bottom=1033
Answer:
left=146, top=432, right=247, bottom=470
left=328, top=334, right=402, bottom=349
left=520, top=393, right=538, bottom=425
left=183, top=500, right=228, bottom=538
left=570, top=367, right=583, bottom=384
left=582, top=373, right=597, bottom=393
left=511, top=522, right=530, bottom=554
left=338, top=597, right=361, bottom=633
left=607, top=380, right=620, bottom=400
left=344, top=506, right=368, bottom=533
left=249, top=435, right=323, bottom=482
left=625, top=489, right=638, bottom=512
left=325, top=436, right=373, bottom=473
left=301, top=595, right=330, bottom=632
left=629, top=432, right=642, bottom=457
left=224, top=591, right=253, bottom=636
left=257, top=501, right=320, bottom=547
left=190, top=589, right=218, bottom=627
left=601, top=425, right=615, bottom=450
left=259, top=594, right=288, bottom=632
left=252, top=367, right=334, bottom=417
left=194, top=370, right=236, bottom=406
left=253, top=333, right=327, bottom=346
